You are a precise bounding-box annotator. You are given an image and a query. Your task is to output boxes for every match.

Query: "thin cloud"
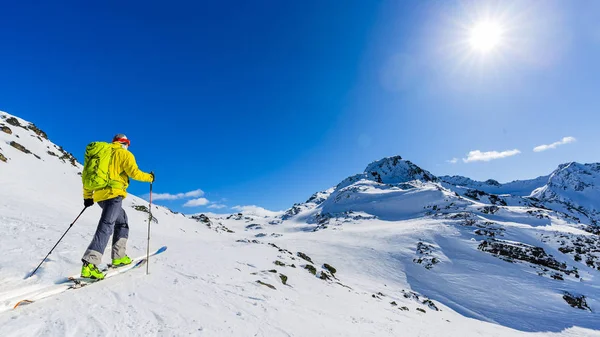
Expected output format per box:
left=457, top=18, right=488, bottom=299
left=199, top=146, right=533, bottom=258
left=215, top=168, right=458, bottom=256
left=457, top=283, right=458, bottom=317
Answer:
left=533, top=136, right=576, bottom=152
left=232, top=205, right=284, bottom=217
left=153, top=189, right=204, bottom=201
left=463, top=149, right=521, bottom=163
left=447, top=158, right=459, bottom=164
left=208, top=203, right=227, bottom=209
left=183, top=198, right=210, bottom=207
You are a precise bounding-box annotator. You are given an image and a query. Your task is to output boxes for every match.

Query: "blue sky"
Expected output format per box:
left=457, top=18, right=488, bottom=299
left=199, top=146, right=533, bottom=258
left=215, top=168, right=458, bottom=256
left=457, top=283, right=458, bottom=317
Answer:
left=1, top=1, right=599, bottom=213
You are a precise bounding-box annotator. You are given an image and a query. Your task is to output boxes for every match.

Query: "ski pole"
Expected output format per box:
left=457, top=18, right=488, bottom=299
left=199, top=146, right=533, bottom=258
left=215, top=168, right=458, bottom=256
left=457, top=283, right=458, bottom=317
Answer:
left=146, top=181, right=153, bottom=275
left=28, top=207, right=88, bottom=278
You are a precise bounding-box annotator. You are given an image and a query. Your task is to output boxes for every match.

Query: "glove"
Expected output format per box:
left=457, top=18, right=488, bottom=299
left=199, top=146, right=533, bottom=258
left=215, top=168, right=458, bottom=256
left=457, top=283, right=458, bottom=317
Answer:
left=150, top=171, right=155, bottom=183
left=84, top=198, right=94, bottom=207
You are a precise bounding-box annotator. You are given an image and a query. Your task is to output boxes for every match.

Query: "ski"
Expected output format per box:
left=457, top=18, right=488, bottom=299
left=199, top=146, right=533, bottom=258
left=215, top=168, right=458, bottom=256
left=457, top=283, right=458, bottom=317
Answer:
left=8, top=246, right=167, bottom=311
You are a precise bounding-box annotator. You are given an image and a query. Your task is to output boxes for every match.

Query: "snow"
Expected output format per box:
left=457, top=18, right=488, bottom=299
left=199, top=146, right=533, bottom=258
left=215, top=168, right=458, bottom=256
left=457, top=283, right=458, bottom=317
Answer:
left=1, top=110, right=600, bottom=336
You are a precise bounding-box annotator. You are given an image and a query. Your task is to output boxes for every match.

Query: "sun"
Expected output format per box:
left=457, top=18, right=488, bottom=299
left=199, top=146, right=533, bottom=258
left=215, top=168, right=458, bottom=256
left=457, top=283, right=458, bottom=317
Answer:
left=469, top=20, right=503, bottom=53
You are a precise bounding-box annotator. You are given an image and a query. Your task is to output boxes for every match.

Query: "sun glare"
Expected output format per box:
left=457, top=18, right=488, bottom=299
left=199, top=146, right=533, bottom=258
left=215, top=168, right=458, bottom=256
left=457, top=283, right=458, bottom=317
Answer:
left=469, top=21, right=503, bottom=53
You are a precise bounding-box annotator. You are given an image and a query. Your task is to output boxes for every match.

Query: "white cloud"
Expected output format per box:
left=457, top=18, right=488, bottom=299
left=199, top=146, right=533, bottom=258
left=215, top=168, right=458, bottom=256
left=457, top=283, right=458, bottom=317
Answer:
left=183, top=198, right=210, bottom=207
left=447, top=158, right=459, bottom=164
left=533, top=136, right=576, bottom=152
left=153, top=189, right=204, bottom=201
left=232, top=205, right=284, bottom=217
left=463, top=149, right=521, bottom=163
left=208, top=203, right=227, bottom=209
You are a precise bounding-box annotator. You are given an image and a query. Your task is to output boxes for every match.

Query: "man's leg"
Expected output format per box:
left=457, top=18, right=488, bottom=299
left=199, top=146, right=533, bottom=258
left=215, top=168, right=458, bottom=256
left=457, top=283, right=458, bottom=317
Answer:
left=82, top=197, right=123, bottom=265
left=112, top=207, right=129, bottom=260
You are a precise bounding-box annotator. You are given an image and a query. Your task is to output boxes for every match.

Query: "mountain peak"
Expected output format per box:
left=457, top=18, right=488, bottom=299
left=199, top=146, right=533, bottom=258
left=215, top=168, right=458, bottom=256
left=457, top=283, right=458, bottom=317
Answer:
left=364, top=156, right=437, bottom=184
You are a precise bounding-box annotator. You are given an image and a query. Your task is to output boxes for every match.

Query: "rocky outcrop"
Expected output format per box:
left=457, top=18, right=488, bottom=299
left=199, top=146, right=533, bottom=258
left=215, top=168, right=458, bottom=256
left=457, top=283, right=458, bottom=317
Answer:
left=413, top=242, right=439, bottom=269
left=478, top=239, right=578, bottom=279
left=364, top=156, right=437, bottom=184
left=563, top=292, right=591, bottom=311
left=10, top=141, right=31, bottom=154
left=1, top=125, right=11, bottom=135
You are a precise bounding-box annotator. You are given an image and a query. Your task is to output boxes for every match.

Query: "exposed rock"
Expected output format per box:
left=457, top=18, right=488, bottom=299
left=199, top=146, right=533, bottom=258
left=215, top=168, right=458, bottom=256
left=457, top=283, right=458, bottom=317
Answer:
left=279, top=274, right=288, bottom=285
left=318, top=271, right=331, bottom=280
left=57, top=146, right=78, bottom=167
left=304, top=264, right=317, bottom=275
left=364, top=156, right=437, bottom=184
left=274, top=260, right=286, bottom=267
left=297, top=252, right=313, bottom=264
left=563, top=292, right=591, bottom=311
left=474, top=222, right=505, bottom=238
left=10, top=141, right=31, bottom=154
left=465, top=189, right=486, bottom=201
left=227, top=213, right=254, bottom=221
left=282, top=204, right=303, bottom=220
left=401, top=290, right=438, bottom=310
left=268, top=243, right=293, bottom=255
left=132, top=205, right=158, bottom=223
left=134, top=205, right=149, bottom=213
left=323, top=263, right=337, bottom=274
left=47, top=151, right=58, bottom=157
left=390, top=301, right=397, bottom=306
left=481, top=206, right=500, bottom=215
left=0, top=152, right=6, bottom=163
left=488, top=194, right=508, bottom=206
left=5, top=117, right=23, bottom=128
left=422, top=299, right=439, bottom=311
left=413, top=242, right=439, bottom=269
left=399, top=306, right=409, bottom=311
left=191, top=215, right=212, bottom=229
left=478, top=239, right=577, bottom=278
left=549, top=232, right=600, bottom=271
left=236, top=239, right=260, bottom=244
left=27, top=123, right=48, bottom=139
left=1, top=125, right=12, bottom=134
left=191, top=214, right=212, bottom=226
left=416, top=308, right=426, bottom=313
left=256, top=280, right=276, bottom=290
left=167, top=208, right=181, bottom=216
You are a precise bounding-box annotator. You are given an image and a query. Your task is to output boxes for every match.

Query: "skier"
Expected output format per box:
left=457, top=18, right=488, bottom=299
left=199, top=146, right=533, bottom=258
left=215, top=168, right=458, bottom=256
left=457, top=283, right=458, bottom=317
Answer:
left=81, top=134, right=154, bottom=279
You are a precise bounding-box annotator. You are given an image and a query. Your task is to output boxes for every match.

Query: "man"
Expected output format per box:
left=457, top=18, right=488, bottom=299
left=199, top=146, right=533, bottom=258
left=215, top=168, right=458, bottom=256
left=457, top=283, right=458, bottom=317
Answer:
left=81, top=134, right=154, bottom=279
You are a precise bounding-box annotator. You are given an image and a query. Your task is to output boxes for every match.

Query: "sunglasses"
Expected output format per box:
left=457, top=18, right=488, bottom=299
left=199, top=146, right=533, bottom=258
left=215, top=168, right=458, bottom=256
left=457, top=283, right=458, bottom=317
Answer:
left=114, top=138, right=131, bottom=147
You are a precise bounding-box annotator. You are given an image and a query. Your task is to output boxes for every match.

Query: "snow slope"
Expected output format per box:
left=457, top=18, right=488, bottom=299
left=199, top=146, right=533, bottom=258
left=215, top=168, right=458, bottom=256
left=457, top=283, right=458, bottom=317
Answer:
left=1, top=112, right=600, bottom=337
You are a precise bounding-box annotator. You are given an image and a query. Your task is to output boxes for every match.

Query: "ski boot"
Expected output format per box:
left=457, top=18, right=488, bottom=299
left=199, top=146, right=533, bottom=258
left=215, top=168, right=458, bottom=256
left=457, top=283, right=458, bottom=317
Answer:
left=111, top=255, right=132, bottom=267
left=81, top=262, right=105, bottom=280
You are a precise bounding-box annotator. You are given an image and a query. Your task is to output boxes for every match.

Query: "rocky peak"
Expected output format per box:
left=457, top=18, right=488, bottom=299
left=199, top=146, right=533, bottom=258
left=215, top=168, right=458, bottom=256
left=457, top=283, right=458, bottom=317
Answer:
left=544, top=162, right=600, bottom=193
left=364, top=156, right=437, bottom=184
left=530, top=162, right=600, bottom=220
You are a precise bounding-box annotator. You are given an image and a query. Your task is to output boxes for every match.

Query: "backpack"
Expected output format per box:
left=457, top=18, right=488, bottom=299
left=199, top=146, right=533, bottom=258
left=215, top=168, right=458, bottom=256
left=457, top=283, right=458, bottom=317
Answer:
left=82, top=142, right=115, bottom=191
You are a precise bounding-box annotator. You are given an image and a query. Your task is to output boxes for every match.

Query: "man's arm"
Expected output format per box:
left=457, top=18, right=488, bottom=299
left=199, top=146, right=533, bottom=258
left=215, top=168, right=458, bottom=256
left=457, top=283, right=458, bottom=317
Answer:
left=83, top=187, right=93, bottom=199
left=122, top=151, right=153, bottom=183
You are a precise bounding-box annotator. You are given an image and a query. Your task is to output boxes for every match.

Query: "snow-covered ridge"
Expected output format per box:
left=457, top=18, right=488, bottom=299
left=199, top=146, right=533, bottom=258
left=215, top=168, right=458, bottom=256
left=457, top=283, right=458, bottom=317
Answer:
left=531, top=162, right=600, bottom=222
left=0, top=111, right=79, bottom=168
left=439, top=174, right=549, bottom=196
